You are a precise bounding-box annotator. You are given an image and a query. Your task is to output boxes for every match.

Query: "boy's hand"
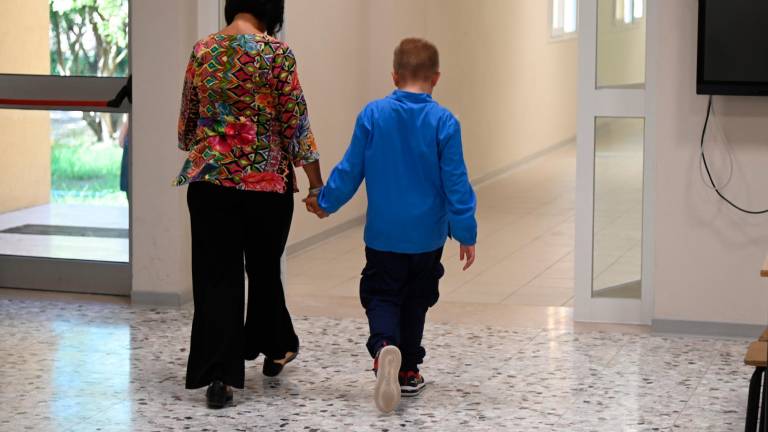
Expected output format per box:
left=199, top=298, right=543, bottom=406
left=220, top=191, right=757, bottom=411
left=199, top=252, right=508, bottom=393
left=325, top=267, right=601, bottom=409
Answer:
left=303, top=195, right=329, bottom=219
left=460, top=244, right=476, bottom=271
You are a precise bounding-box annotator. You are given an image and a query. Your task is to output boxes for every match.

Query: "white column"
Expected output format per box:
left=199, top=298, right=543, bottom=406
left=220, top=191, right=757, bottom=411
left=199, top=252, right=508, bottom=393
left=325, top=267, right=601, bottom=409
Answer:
left=131, top=0, right=199, bottom=306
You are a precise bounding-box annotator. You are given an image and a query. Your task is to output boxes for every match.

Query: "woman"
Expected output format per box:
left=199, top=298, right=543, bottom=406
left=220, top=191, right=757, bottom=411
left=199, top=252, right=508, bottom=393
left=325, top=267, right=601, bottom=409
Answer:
left=174, top=0, right=324, bottom=409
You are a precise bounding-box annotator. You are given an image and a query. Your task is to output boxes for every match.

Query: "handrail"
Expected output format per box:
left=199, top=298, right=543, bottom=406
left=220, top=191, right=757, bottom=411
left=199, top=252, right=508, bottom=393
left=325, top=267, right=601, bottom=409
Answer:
left=0, top=98, right=108, bottom=108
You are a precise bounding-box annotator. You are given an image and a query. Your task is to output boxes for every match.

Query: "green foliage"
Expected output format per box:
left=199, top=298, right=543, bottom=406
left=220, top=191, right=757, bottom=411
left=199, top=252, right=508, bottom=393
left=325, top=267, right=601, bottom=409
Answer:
left=51, top=143, right=125, bottom=205
left=50, top=125, right=125, bottom=205
left=49, top=0, right=129, bottom=143
left=49, top=0, right=129, bottom=77
left=45, top=0, right=130, bottom=205
left=51, top=143, right=121, bottom=182
left=52, top=190, right=127, bottom=205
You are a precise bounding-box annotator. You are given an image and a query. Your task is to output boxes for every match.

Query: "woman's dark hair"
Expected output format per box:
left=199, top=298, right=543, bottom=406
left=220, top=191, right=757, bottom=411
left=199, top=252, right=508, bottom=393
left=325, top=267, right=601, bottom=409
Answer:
left=225, top=0, right=285, bottom=36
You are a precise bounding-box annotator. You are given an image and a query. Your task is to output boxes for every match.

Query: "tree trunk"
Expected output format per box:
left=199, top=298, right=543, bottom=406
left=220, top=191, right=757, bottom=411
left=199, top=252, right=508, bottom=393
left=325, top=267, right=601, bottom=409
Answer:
left=82, top=113, right=103, bottom=145
left=50, top=11, right=66, bottom=75
left=101, top=113, right=114, bottom=143
left=87, top=7, right=101, bottom=75
left=52, top=4, right=130, bottom=141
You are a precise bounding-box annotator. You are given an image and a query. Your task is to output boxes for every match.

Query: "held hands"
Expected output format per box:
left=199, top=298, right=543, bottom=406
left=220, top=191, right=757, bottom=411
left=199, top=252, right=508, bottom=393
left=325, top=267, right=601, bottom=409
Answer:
left=460, top=244, right=476, bottom=271
left=302, top=162, right=326, bottom=218
left=303, top=194, right=329, bottom=219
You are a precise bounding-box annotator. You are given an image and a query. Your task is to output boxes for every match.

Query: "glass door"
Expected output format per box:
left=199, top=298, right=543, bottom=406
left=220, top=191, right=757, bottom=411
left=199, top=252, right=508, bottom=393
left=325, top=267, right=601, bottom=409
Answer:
left=574, top=0, right=653, bottom=323
left=0, top=0, right=131, bottom=296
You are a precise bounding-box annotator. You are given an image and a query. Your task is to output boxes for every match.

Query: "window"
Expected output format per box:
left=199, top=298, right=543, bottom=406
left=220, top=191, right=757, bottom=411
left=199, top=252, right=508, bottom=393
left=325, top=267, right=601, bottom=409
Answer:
left=552, top=0, right=578, bottom=38
left=615, top=0, right=644, bottom=24
left=50, top=0, right=130, bottom=77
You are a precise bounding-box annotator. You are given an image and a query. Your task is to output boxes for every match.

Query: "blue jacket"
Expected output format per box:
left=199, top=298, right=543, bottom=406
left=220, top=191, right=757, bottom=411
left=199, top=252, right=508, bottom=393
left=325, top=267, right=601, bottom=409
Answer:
left=318, top=89, right=477, bottom=254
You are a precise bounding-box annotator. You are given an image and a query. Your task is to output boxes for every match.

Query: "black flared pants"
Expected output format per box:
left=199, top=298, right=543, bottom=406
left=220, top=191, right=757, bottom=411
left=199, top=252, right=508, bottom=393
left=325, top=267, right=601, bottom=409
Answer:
left=185, top=181, right=299, bottom=389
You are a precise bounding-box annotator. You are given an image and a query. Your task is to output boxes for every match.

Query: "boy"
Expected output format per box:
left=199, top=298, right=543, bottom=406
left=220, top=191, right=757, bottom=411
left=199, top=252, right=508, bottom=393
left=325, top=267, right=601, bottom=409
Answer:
left=306, top=38, right=477, bottom=413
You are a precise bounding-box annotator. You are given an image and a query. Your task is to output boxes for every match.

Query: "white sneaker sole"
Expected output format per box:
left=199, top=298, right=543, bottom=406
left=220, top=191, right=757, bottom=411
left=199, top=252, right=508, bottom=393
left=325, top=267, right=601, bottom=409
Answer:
left=374, top=346, right=402, bottom=413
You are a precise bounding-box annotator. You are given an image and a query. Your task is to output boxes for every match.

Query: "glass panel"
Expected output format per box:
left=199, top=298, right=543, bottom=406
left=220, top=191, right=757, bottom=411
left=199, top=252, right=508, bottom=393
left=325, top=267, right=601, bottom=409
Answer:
left=622, top=0, right=633, bottom=24
left=553, top=0, right=564, bottom=32
left=633, top=0, right=645, bottom=20
left=0, top=109, right=129, bottom=263
left=0, top=0, right=129, bottom=77
left=592, top=117, right=644, bottom=299
left=564, top=0, right=578, bottom=33
left=614, top=0, right=625, bottom=22
left=596, top=0, right=646, bottom=88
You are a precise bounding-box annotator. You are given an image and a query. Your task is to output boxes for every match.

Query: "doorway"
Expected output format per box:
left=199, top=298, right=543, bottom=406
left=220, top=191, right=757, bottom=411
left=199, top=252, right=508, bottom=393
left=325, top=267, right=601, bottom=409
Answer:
left=575, top=0, right=653, bottom=324
left=0, top=0, right=131, bottom=296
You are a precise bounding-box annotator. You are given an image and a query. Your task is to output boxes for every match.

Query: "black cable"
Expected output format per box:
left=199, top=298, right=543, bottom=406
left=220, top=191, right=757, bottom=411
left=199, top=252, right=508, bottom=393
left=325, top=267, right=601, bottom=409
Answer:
left=700, top=95, right=768, bottom=215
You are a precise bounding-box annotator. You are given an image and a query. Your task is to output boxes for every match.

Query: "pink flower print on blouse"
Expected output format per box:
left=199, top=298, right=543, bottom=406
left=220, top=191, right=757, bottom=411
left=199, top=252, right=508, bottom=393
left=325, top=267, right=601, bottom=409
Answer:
left=208, top=119, right=258, bottom=155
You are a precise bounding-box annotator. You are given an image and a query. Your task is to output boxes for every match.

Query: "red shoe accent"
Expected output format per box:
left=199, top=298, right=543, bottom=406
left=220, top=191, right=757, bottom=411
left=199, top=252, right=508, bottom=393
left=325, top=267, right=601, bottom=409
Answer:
left=398, top=370, right=422, bottom=384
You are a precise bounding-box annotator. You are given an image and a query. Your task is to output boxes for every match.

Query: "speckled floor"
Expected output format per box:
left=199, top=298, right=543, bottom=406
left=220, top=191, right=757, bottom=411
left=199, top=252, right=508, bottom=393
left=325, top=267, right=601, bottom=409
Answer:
left=0, top=298, right=752, bottom=431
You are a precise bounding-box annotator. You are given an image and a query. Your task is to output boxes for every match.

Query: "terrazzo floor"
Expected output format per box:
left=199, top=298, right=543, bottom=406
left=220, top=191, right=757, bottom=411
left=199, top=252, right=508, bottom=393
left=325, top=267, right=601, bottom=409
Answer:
left=0, top=298, right=753, bottom=431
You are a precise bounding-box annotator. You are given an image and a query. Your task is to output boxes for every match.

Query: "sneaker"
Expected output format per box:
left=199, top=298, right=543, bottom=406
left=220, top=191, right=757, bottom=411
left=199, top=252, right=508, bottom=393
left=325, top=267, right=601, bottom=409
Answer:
left=373, top=345, right=402, bottom=413
left=399, top=371, right=426, bottom=397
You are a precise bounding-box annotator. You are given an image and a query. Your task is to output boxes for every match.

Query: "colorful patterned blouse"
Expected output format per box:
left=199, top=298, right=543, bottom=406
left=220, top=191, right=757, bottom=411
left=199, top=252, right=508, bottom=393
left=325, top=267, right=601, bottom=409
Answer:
left=174, top=34, right=319, bottom=193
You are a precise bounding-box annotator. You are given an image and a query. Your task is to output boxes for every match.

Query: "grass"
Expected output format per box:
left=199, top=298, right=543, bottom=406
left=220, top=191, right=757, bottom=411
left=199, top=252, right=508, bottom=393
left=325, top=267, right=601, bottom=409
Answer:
left=51, top=143, right=126, bottom=206
left=51, top=143, right=121, bottom=180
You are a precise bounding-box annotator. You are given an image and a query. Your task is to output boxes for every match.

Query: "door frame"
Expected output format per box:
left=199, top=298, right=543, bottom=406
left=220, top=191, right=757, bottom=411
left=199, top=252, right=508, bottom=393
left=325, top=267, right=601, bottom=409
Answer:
left=574, top=0, right=657, bottom=324
left=0, top=2, right=132, bottom=297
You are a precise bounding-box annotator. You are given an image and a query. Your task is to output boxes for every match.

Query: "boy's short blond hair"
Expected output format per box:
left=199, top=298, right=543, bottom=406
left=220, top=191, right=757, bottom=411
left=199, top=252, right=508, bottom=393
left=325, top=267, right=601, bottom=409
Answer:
left=393, top=38, right=440, bottom=83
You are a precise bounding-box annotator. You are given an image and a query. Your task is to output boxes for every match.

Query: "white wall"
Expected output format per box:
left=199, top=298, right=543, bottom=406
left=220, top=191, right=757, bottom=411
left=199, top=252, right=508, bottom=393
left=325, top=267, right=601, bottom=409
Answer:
left=196, top=0, right=221, bottom=39
left=366, top=0, right=579, bottom=181
left=366, top=0, right=427, bottom=100
left=283, top=0, right=370, bottom=247
left=131, top=0, right=199, bottom=305
left=652, top=0, right=768, bottom=325
left=427, top=0, right=578, bottom=180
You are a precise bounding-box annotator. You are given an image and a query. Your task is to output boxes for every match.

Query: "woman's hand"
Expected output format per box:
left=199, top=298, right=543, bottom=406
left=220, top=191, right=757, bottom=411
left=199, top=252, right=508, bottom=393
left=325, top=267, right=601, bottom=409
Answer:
left=303, top=195, right=328, bottom=219
left=301, top=161, right=327, bottom=218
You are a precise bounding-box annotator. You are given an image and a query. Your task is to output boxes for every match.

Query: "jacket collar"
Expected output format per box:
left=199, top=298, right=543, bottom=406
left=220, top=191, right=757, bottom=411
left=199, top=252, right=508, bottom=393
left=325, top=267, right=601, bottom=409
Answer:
left=391, top=89, right=433, bottom=103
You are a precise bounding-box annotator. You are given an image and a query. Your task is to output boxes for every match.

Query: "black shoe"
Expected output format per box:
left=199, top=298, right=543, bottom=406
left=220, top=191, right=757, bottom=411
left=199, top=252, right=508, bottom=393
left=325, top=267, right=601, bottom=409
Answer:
left=206, top=380, right=233, bottom=409
left=399, top=371, right=426, bottom=397
left=263, top=350, right=298, bottom=377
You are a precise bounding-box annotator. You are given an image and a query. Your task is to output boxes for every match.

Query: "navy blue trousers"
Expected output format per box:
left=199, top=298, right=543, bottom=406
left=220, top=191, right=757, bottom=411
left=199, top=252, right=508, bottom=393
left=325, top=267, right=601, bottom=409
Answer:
left=360, top=247, right=444, bottom=372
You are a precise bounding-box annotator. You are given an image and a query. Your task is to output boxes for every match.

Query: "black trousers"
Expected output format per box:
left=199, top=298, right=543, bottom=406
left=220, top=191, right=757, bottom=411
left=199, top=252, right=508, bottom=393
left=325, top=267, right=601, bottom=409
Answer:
left=185, top=181, right=299, bottom=390
left=360, top=247, right=444, bottom=372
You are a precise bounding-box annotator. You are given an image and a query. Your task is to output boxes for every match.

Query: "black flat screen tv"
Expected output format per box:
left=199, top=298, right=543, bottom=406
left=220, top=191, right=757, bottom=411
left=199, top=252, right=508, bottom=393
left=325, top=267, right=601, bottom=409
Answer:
left=697, top=0, right=768, bottom=96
